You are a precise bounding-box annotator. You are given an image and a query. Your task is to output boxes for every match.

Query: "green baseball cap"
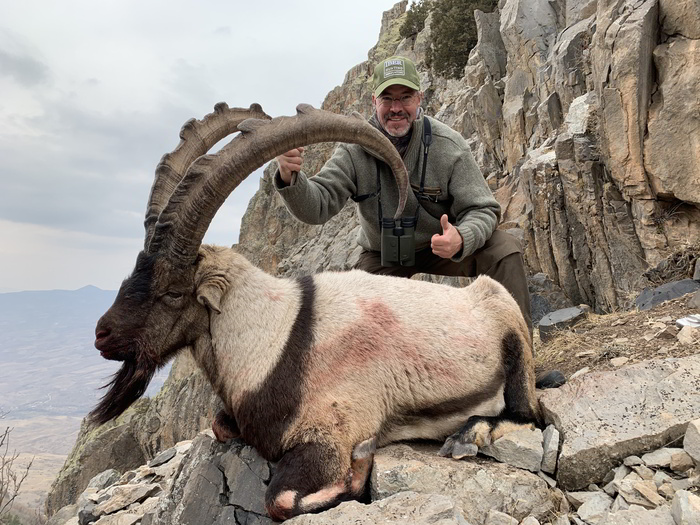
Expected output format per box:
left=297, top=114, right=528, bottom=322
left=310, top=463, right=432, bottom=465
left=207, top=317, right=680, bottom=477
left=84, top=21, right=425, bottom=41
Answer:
left=372, top=56, right=420, bottom=97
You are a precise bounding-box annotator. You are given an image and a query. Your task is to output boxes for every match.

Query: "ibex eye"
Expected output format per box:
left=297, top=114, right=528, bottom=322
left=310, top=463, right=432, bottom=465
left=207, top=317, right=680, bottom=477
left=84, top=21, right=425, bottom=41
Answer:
left=165, top=291, right=183, bottom=299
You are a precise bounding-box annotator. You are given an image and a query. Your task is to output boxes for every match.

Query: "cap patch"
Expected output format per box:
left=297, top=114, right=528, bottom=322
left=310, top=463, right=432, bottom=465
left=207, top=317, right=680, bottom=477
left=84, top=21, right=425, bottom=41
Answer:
left=383, top=59, right=405, bottom=78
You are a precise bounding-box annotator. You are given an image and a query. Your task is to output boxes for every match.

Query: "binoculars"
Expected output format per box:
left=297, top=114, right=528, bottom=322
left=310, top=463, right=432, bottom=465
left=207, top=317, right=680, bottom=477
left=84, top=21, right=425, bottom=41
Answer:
left=380, top=217, right=416, bottom=267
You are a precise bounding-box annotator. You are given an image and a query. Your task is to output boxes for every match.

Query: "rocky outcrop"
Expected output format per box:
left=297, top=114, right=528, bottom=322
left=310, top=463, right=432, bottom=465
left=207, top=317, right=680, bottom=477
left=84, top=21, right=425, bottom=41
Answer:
left=540, top=355, right=700, bottom=490
left=46, top=353, right=221, bottom=515
left=47, top=404, right=700, bottom=525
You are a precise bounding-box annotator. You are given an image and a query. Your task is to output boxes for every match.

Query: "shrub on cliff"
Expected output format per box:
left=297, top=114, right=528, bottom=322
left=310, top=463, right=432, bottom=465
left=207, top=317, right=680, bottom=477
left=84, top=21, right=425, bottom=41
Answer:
left=399, top=0, right=431, bottom=39
left=402, top=0, right=499, bottom=79
left=429, top=0, right=499, bottom=78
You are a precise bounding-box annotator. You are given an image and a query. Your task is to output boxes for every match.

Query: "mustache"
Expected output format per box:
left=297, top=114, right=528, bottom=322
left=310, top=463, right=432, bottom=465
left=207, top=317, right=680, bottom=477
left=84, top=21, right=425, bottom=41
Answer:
left=383, top=110, right=409, bottom=121
left=88, top=355, right=158, bottom=425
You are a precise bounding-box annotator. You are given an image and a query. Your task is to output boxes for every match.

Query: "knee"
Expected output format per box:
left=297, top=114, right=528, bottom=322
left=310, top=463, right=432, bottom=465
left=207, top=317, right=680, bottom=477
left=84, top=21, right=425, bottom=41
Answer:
left=499, top=252, right=526, bottom=272
left=265, top=489, right=297, bottom=521
left=211, top=409, right=239, bottom=442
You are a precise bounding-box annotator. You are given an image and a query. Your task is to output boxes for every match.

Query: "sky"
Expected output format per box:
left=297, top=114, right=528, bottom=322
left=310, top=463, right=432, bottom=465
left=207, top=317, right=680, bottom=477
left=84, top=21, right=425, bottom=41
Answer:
left=0, top=0, right=402, bottom=292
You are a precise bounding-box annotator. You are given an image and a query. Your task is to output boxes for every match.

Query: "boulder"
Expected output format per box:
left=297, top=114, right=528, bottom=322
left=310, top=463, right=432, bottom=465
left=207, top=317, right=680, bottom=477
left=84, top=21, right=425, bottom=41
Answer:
left=285, top=491, right=470, bottom=525
left=640, top=447, right=684, bottom=469
left=151, top=433, right=273, bottom=525
left=670, top=451, right=695, bottom=473
left=576, top=492, right=613, bottom=524
left=370, top=443, right=555, bottom=524
left=481, top=428, right=544, bottom=472
left=528, top=273, right=574, bottom=326
left=539, top=355, right=700, bottom=490
left=93, top=484, right=161, bottom=517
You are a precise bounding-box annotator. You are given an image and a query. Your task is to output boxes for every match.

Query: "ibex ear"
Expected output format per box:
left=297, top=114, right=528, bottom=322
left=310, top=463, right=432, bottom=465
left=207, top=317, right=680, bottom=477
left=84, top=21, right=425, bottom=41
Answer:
left=194, top=247, right=229, bottom=314
left=197, top=285, right=222, bottom=314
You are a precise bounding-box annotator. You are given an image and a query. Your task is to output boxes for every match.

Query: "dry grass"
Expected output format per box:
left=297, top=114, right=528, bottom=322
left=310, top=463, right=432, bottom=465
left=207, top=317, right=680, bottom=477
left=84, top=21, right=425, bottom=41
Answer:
left=534, top=293, right=700, bottom=378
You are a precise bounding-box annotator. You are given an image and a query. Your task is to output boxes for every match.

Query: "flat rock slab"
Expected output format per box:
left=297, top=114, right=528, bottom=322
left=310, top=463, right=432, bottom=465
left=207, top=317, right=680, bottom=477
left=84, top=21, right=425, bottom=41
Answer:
left=370, top=443, right=554, bottom=524
left=635, top=279, right=700, bottom=311
left=94, top=484, right=161, bottom=516
left=148, top=448, right=176, bottom=468
left=286, top=491, right=470, bottom=525
left=539, top=355, right=700, bottom=490
left=538, top=306, right=588, bottom=342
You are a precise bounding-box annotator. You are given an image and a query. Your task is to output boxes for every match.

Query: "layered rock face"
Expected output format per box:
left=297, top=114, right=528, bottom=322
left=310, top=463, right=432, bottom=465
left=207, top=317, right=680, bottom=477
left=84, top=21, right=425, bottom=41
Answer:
left=429, top=0, right=699, bottom=311
left=242, top=0, right=700, bottom=312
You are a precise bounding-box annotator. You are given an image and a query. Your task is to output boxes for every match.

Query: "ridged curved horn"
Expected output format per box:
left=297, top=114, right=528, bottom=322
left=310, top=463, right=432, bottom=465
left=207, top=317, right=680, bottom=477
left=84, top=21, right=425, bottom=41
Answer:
left=144, top=102, right=272, bottom=248
left=148, top=103, right=409, bottom=263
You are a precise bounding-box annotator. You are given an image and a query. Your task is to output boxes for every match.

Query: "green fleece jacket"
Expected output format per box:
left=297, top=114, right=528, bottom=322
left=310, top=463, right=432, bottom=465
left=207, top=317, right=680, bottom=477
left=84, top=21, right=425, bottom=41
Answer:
left=274, top=114, right=501, bottom=262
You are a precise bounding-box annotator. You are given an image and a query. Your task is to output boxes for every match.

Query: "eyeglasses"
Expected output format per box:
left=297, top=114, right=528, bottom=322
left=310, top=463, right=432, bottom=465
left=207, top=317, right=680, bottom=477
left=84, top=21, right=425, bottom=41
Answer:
left=377, top=93, right=417, bottom=108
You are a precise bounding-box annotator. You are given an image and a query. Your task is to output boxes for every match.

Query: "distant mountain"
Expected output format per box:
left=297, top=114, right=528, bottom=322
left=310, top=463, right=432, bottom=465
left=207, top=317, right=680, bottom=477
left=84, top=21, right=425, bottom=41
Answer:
left=0, top=286, right=169, bottom=419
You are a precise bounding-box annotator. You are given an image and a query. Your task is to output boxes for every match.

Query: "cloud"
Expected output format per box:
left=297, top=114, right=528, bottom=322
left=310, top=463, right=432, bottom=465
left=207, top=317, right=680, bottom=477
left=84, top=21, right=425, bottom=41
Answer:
left=0, top=97, right=192, bottom=239
left=213, top=26, right=232, bottom=37
left=0, top=49, right=50, bottom=86
left=0, top=219, right=141, bottom=291
left=0, top=0, right=402, bottom=291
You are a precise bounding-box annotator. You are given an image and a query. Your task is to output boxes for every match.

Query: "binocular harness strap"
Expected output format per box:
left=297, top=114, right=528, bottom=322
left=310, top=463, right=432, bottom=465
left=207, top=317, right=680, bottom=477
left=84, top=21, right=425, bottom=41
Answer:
left=351, top=117, right=433, bottom=229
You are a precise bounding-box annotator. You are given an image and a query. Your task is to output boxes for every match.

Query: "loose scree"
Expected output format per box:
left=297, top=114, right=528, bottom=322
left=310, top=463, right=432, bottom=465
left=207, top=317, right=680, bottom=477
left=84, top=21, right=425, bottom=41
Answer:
left=91, top=103, right=541, bottom=520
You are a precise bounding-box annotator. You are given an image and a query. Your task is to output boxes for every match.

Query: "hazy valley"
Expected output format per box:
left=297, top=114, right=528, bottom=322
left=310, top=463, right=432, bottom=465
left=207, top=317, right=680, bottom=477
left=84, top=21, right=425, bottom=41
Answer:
left=0, top=286, right=169, bottom=514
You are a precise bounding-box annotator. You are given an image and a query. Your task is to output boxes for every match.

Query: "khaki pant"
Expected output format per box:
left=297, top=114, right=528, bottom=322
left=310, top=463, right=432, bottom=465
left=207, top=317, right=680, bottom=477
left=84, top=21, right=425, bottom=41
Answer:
left=355, top=230, right=532, bottom=332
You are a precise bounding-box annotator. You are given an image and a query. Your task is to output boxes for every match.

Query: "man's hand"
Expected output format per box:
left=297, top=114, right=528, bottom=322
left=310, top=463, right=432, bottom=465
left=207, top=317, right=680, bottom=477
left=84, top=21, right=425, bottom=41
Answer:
left=431, top=214, right=463, bottom=259
left=276, top=147, right=304, bottom=184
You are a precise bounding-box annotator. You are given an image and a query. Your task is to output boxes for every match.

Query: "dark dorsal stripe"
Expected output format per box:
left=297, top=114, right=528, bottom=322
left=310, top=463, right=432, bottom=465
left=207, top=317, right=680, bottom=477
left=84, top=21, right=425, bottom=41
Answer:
left=235, top=275, right=316, bottom=460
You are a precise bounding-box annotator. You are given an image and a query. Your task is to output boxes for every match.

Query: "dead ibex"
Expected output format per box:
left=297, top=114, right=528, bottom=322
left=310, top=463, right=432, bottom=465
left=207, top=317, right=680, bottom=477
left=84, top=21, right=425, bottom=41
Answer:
left=92, top=102, right=541, bottom=520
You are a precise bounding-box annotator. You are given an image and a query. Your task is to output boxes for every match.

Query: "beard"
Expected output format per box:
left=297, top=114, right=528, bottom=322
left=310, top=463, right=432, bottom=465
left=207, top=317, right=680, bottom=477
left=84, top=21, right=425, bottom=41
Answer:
left=382, top=110, right=412, bottom=137
left=88, top=355, right=157, bottom=425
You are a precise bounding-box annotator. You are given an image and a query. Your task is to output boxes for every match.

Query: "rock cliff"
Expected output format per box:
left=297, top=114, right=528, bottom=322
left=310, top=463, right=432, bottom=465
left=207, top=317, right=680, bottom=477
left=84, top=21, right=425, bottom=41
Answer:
left=46, top=1, right=700, bottom=523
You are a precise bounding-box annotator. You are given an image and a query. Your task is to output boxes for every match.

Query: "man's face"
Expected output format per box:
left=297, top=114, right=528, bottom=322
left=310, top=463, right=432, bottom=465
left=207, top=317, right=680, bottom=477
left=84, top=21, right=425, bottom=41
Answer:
left=372, top=84, right=423, bottom=138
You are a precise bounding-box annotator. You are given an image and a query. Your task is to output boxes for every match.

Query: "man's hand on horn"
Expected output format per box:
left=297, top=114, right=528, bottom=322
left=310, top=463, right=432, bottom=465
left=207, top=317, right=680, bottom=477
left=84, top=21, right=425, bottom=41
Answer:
left=431, top=214, right=463, bottom=259
left=276, top=147, right=304, bottom=185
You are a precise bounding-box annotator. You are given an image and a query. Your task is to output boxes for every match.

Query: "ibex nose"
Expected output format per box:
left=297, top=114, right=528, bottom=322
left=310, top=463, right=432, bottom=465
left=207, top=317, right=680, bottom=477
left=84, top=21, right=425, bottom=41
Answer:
left=95, top=327, right=111, bottom=349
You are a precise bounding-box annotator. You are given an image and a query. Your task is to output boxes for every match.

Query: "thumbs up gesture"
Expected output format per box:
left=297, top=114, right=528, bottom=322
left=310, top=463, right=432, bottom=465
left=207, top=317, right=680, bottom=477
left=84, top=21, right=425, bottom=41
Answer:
left=431, top=214, right=463, bottom=259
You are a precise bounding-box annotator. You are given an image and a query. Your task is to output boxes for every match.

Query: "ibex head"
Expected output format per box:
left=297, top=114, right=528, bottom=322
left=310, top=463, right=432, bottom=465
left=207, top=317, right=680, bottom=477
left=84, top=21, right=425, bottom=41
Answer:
left=90, top=103, right=409, bottom=425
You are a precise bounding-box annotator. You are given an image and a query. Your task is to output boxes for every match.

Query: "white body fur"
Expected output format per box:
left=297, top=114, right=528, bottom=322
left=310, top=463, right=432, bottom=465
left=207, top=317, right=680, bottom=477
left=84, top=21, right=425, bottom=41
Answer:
left=192, top=246, right=535, bottom=453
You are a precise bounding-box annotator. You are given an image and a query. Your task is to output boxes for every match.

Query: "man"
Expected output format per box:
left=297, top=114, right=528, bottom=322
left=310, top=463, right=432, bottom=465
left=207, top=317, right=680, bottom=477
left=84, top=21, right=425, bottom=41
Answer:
left=274, top=55, right=533, bottom=333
